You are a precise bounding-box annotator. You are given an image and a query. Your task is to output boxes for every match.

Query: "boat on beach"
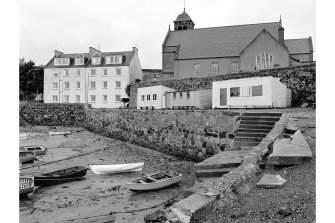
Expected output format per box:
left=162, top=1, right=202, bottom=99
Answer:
left=20, top=177, right=34, bottom=197
left=34, top=166, right=88, bottom=186
left=88, top=163, right=144, bottom=175
left=49, top=131, right=72, bottom=136
left=20, top=145, right=47, bottom=156
left=127, top=172, right=183, bottom=192
left=19, top=151, right=36, bottom=163
left=19, top=133, right=28, bottom=140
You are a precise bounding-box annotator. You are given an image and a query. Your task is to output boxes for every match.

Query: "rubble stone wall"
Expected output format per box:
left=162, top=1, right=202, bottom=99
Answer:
left=131, top=63, right=316, bottom=108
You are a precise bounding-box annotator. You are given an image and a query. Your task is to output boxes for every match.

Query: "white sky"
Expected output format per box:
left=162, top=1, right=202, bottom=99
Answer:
left=20, top=0, right=315, bottom=68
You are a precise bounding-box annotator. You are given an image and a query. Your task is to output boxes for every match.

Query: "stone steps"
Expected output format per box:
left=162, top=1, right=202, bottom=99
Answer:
left=239, top=124, right=274, bottom=130
left=240, top=120, right=278, bottom=125
left=241, top=116, right=281, bottom=122
left=233, top=141, right=260, bottom=147
left=236, top=128, right=271, bottom=134
left=235, top=132, right=267, bottom=138
left=242, top=112, right=282, bottom=117
left=234, top=136, right=263, bottom=142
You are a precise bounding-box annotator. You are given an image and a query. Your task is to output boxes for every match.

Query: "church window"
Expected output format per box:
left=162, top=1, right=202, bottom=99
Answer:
left=193, top=63, right=200, bottom=77
left=256, top=53, right=273, bottom=70
left=212, top=62, right=219, bottom=76
left=231, top=62, right=239, bottom=74
left=178, top=26, right=182, bottom=30
left=183, top=26, right=187, bottom=30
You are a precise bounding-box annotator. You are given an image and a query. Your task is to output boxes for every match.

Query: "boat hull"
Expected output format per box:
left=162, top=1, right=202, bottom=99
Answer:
left=20, top=177, right=34, bottom=197
left=19, top=151, right=36, bottom=164
left=23, top=145, right=47, bottom=156
left=89, top=163, right=144, bottom=175
left=34, top=166, right=88, bottom=186
left=49, top=131, right=71, bottom=136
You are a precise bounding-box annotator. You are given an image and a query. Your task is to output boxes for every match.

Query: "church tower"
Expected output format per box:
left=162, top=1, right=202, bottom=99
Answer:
left=173, top=8, right=195, bottom=31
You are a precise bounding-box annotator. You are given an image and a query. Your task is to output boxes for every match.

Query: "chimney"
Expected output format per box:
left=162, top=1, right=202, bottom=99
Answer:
left=89, top=47, right=100, bottom=56
left=278, top=26, right=284, bottom=45
left=132, top=47, right=138, bottom=54
left=54, top=50, right=63, bottom=57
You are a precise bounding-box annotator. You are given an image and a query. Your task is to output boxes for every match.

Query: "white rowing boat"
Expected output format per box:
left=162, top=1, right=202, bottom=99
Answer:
left=127, top=172, right=183, bottom=192
left=19, top=151, right=36, bottom=163
left=49, top=131, right=71, bottom=136
left=20, top=177, right=34, bottom=197
left=19, top=133, right=28, bottom=140
left=88, top=163, right=144, bottom=175
left=20, top=145, right=48, bottom=156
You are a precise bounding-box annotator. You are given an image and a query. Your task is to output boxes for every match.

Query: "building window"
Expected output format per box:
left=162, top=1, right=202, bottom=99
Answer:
left=241, top=86, right=250, bottom=97
left=116, top=68, right=121, bottom=75
left=173, top=92, right=176, bottom=100
left=52, top=95, right=58, bottom=102
left=102, top=95, right=108, bottom=102
left=252, top=85, right=263, bottom=96
left=76, top=69, right=80, bottom=76
left=90, top=81, right=96, bottom=89
left=52, top=82, right=58, bottom=89
left=147, top=94, right=151, bottom=101
left=90, top=95, right=96, bottom=103
left=64, top=82, right=70, bottom=89
left=64, top=69, right=70, bottom=77
left=54, top=58, right=70, bottom=66
left=103, top=81, right=108, bottom=89
left=230, top=87, right=240, bottom=97
left=180, top=92, right=183, bottom=99
left=231, top=62, right=239, bottom=74
left=90, top=69, right=96, bottom=76
left=115, top=81, right=121, bottom=88
left=211, top=62, right=219, bottom=76
left=76, top=81, right=81, bottom=89
left=193, top=63, right=200, bottom=77
left=141, top=95, right=145, bottom=101
left=187, top=91, right=190, bottom=99
left=92, top=57, right=101, bottom=65
left=64, top=95, right=70, bottom=102
left=256, top=53, right=273, bottom=70
left=76, top=95, right=80, bottom=102
left=75, top=57, right=84, bottom=65
left=103, top=69, right=107, bottom=76
left=153, top=94, right=157, bottom=101
left=53, top=71, right=58, bottom=78
left=115, top=94, right=121, bottom=102
left=106, top=55, right=122, bottom=64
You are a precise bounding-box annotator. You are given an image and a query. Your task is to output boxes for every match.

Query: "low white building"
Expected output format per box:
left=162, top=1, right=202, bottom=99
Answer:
left=165, top=89, right=212, bottom=109
left=212, top=76, right=291, bottom=109
left=137, top=85, right=174, bottom=109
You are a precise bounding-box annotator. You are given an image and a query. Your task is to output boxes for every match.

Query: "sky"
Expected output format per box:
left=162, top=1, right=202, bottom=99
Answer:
left=20, top=0, right=315, bottom=68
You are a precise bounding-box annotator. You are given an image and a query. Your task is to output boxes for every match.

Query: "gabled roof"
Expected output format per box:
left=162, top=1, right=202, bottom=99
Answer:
left=74, top=53, right=86, bottom=58
left=164, top=22, right=280, bottom=59
left=284, top=38, right=313, bottom=54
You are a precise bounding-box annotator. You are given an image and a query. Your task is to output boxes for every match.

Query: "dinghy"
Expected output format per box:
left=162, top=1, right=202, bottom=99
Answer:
left=34, top=166, right=88, bottom=186
left=89, top=163, right=144, bottom=175
left=127, top=172, right=183, bottom=192
left=49, top=131, right=71, bottom=136
left=19, top=133, right=28, bottom=140
left=21, top=145, right=47, bottom=156
left=20, top=177, right=34, bottom=197
left=19, top=151, right=36, bottom=163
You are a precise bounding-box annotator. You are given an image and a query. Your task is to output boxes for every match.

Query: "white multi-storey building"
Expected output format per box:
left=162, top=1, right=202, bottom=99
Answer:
left=44, top=47, right=142, bottom=108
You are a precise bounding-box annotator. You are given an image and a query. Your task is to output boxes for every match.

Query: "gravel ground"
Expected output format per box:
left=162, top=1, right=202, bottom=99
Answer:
left=211, top=109, right=316, bottom=223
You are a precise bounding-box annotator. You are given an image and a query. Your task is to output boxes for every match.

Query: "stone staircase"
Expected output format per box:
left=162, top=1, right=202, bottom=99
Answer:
left=234, top=112, right=282, bottom=148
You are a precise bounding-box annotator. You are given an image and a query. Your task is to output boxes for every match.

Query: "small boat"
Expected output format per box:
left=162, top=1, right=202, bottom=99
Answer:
left=19, top=151, right=36, bottom=163
left=34, top=166, right=88, bottom=186
left=20, top=177, right=34, bottom=197
left=89, top=163, right=144, bottom=175
left=19, top=133, right=28, bottom=140
left=20, top=145, right=48, bottom=156
left=127, top=172, right=183, bottom=192
left=49, top=131, right=71, bottom=136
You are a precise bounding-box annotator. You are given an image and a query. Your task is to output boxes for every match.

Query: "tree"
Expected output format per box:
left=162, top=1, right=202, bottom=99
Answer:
left=125, top=83, right=131, bottom=98
left=19, top=60, right=44, bottom=100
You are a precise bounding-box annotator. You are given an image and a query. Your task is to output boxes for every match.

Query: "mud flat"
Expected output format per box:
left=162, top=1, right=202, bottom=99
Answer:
left=19, top=127, right=195, bottom=223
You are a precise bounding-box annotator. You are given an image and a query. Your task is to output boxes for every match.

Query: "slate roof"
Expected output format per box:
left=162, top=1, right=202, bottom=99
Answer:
left=284, top=38, right=313, bottom=54
left=164, top=22, right=281, bottom=59
left=45, top=51, right=134, bottom=69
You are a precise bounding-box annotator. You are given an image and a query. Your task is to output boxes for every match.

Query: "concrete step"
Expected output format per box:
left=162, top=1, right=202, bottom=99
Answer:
left=236, top=128, right=271, bottom=134
left=195, top=168, right=234, bottom=178
left=235, top=132, right=267, bottom=138
left=242, top=112, right=282, bottom=117
left=239, top=124, right=274, bottom=130
left=233, top=141, right=260, bottom=147
left=240, top=120, right=277, bottom=126
left=241, top=116, right=281, bottom=122
left=234, top=136, right=264, bottom=142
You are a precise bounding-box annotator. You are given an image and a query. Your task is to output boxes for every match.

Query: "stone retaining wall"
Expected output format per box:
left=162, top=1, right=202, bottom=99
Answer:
left=130, top=63, right=316, bottom=108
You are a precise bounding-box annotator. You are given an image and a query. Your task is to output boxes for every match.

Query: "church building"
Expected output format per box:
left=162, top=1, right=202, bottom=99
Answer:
left=162, top=9, right=314, bottom=79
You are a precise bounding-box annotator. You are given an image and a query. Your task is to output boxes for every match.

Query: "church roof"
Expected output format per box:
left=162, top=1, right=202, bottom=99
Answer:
left=164, top=22, right=281, bottom=59
left=175, top=10, right=193, bottom=22
left=284, top=38, right=313, bottom=54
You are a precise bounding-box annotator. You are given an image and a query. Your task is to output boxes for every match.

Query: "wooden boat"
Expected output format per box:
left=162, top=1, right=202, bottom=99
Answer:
left=19, top=133, right=28, bottom=140
left=34, top=166, right=88, bottom=186
left=19, top=151, right=36, bottom=163
left=127, top=172, right=183, bottom=192
left=49, top=131, right=71, bottom=136
left=89, top=163, right=144, bottom=175
left=20, top=177, right=34, bottom=197
left=20, top=145, right=47, bottom=156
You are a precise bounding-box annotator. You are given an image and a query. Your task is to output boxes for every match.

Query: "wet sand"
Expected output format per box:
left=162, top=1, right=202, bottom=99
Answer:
left=19, top=127, right=195, bottom=223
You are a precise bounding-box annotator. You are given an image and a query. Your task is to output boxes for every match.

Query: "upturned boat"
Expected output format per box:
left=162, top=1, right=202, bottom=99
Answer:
left=127, top=172, right=183, bottom=192
left=49, top=131, right=71, bottom=136
left=20, top=145, right=47, bottom=156
left=19, top=151, right=36, bottom=163
left=20, top=177, right=34, bottom=197
left=89, top=163, right=144, bottom=175
left=34, top=166, right=88, bottom=186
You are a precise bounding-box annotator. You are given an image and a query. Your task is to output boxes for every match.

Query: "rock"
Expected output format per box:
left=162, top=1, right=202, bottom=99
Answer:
left=144, top=209, right=167, bottom=222
left=256, top=174, right=287, bottom=188
left=228, top=133, right=235, bottom=139
left=278, top=207, right=292, bottom=217
left=300, top=102, right=309, bottom=108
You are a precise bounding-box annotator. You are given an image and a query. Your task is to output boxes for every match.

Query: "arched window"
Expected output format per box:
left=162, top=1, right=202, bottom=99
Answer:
left=178, top=26, right=182, bottom=30
left=256, top=53, right=273, bottom=70
left=183, top=26, right=187, bottom=30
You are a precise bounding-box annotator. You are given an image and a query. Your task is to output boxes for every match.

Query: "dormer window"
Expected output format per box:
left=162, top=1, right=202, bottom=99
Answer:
left=54, top=58, right=70, bottom=66
left=106, top=55, right=122, bottom=64
left=92, top=57, right=101, bottom=65
left=75, top=57, right=84, bottom=65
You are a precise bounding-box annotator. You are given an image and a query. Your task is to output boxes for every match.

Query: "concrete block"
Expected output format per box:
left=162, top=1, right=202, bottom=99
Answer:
left=195, top=168, right=233, bottom=178
left=195, top=150, right=248, bottom=169
left=256, top=174, right=287, bottom=188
